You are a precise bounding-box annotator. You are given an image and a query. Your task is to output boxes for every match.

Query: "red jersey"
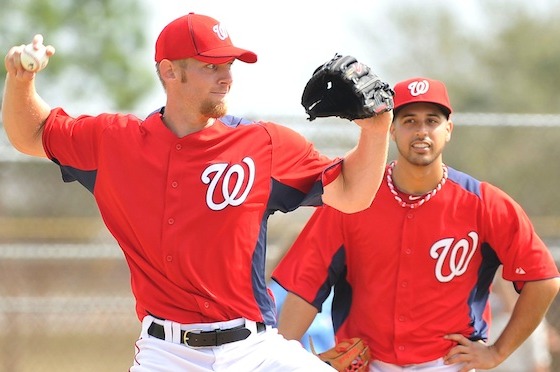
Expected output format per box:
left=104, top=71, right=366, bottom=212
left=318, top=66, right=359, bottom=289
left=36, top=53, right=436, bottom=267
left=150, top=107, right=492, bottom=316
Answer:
left=42, top=107, right=341, bottom=325
left=273, top=165, right=559, bottom=365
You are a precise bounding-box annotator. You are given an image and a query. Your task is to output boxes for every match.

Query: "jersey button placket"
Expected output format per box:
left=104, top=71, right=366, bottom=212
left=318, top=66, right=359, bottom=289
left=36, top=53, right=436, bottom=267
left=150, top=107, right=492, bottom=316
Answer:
left=167, top=144, right=181, bottom=230
left=395, top=209, right=414, bottom=359
left=161, top=142, right=184, bottom=272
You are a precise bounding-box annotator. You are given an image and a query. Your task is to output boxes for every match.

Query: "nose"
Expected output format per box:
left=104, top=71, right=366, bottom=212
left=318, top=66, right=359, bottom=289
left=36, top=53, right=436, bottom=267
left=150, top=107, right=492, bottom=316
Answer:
left=219, top=68, right=233, bottom=85
left=415, top=123, right=429, bottom=137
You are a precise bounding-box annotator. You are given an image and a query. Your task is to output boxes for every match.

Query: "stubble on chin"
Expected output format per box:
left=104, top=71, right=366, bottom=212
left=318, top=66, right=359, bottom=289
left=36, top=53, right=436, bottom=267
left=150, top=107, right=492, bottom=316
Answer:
left=201, top=101, right=228, bottom=118
left=405, top=149, right=444, bottom=167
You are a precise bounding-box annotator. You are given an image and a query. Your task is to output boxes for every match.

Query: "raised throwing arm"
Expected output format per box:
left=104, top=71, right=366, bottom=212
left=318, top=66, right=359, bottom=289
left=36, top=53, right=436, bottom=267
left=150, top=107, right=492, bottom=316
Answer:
left=3, top=34, right=55, bottom=157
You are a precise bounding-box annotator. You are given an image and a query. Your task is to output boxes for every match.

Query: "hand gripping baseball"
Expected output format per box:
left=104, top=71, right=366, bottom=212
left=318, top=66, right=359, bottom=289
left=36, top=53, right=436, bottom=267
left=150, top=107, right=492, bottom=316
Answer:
left=6, top=34, right=55, bottom=75
left=301, top=54, right=394, bottom=121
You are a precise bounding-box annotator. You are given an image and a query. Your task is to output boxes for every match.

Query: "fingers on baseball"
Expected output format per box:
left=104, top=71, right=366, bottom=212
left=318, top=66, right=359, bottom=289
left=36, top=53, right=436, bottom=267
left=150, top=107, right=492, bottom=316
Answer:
left=32, top=34, right=44, bottom=47
left=31, top=35, right=56, bottom=57
left=5, top=45, right=29, bottom=76
left=46, top=45, right=56, bottom=57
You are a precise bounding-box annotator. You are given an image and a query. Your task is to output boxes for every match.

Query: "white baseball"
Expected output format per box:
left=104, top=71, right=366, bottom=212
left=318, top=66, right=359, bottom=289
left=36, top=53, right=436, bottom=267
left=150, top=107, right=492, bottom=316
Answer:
left=20, top=43, right=49, bottom=72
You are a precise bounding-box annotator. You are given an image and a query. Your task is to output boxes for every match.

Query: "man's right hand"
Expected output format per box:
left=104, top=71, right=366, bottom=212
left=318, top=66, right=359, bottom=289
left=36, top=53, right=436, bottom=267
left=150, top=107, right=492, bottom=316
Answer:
left=5, top=34, right=55, bottom=80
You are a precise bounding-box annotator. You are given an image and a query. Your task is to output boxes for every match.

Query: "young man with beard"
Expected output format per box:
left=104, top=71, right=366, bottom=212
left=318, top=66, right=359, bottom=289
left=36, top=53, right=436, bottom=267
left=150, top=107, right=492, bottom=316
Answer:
left=2, top=12, right=392, bottom=371
left=273, top=77, right=560, bottom=371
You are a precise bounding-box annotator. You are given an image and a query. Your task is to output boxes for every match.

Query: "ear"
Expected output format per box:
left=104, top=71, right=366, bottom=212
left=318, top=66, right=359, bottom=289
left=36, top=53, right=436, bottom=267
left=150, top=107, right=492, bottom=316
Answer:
left=446, top=119, right=454, bottom=142
left=158, top=59, right=177, bottom=82
left=389, top=121, right=396, bottom=141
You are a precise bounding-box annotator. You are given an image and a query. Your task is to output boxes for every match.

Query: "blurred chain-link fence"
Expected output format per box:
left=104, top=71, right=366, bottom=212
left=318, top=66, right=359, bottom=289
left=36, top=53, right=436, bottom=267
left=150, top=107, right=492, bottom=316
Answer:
left=1, top=113, right=560, bottom=371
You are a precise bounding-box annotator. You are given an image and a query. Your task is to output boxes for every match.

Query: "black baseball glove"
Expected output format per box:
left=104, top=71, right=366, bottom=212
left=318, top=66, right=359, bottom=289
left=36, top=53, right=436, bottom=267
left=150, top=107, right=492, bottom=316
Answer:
left=301, top=54, right=394, bottom=121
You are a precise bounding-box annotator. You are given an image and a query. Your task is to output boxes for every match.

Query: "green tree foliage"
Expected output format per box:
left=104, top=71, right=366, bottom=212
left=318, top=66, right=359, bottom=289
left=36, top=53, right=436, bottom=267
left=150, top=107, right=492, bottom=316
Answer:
left=0, top=0, right=155, bottom=112
left=363, top=0, right=560, bottom=114
left=472, top=3, right=560, bottom=113
left=350, top=1, right=560, bottom=225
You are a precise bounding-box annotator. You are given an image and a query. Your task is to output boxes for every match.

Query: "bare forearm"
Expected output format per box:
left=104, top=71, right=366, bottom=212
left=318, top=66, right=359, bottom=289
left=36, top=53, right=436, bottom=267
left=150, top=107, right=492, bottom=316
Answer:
left=492, top=278, right=560, bottom=362
left=444, top=278, right=559, bottom=370
left=277, top=292, right=318, bottom=341
left=3, top=35, right=54, bottom=157
left=323, top=111, right=391, bottom=213
left=2, top=73, right=50, bottom=157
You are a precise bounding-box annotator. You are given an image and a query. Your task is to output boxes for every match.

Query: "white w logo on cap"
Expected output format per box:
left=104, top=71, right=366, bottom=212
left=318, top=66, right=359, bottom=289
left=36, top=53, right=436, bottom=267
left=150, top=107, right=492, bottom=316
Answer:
left=408, top=80, right=430, bottom=96
left=212, top=24, right=229, bottom=40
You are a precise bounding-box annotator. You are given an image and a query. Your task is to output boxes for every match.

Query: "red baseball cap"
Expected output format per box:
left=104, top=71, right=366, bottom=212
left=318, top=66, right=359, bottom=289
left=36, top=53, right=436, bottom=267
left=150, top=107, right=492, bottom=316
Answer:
left=393, top=77, right=452, bottom=117
left=154, top=13, right=257, bottom=64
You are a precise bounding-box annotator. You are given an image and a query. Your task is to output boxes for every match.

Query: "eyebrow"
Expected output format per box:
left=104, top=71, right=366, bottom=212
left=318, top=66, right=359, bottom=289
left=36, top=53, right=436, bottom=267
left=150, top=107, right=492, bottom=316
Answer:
left=401, top=112, right=442, bottom=119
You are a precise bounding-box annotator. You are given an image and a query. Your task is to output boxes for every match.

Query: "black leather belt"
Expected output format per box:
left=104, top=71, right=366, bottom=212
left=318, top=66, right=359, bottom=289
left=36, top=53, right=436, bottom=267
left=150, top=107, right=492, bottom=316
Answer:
left=147, top=321, right=266, bottom=347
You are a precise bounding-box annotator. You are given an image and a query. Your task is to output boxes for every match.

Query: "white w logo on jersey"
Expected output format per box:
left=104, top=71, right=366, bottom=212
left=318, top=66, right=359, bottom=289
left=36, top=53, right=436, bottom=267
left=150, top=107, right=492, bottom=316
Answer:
left=201, top=157, right=255, bottom=211
left=430, top=232, right=478, bottom=283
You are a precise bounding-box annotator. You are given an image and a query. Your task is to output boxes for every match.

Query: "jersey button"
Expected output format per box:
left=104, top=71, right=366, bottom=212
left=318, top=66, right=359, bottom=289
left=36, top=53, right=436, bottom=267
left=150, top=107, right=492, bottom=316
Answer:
left=204, top=302, right=210, bottom=309
left=407, top=213, right=414, bottom=219
left=171, top=181, right=178, bottom=188
left=398, top=345, right=405, bottom=351
left=166, top=255, right=172, bottom=262
left=175, top=144, right=182, bottom=150
left=168, top=218, right=175, bottom=225
left=398, top=316, right=406, bottom=322
left=405, top=249, right=412, bottom=255
left=401, top=281, right=408, bottom=287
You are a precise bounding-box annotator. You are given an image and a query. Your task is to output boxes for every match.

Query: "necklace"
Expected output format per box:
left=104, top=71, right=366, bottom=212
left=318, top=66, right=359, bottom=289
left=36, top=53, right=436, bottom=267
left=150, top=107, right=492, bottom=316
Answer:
left=386, top=161, right=448, bottom=209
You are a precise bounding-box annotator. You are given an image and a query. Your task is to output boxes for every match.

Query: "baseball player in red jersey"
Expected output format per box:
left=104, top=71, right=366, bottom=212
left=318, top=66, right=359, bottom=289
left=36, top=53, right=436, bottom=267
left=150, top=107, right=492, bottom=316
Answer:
left=2, top=13, right=393, bottom=372
left=272, top=77, right=560, bottom=371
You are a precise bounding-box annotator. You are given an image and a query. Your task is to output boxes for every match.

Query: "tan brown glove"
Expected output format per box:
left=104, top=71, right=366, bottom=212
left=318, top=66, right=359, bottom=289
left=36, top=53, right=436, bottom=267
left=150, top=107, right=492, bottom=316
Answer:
left=310, top=337, right=371, bottom=372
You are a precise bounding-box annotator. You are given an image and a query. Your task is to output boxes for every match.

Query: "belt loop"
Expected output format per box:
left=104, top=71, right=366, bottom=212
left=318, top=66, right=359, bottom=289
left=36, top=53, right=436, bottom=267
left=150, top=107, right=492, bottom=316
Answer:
left=163, top=320, right=173, bottom=342
left=146, top=318, right=266, bottom=347
left=244, top=319, right=257, bottom=334
left=171, top=321, right=181, bottom=344
left=141, top=315, right=155, bottom=336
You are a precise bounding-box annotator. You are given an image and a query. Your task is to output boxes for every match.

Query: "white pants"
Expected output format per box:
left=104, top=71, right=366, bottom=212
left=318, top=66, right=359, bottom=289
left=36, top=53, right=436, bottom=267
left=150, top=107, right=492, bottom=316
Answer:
left=130, top=315, right=335, bottom=371
left=371, top=358, right=473, bottom=371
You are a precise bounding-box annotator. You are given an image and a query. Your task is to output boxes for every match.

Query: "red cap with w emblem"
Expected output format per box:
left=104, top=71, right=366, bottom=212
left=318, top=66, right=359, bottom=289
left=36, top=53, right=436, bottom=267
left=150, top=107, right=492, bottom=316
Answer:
left=393, top=77, right=452, bottom=117
left=155, top=12, right=257, bottom=64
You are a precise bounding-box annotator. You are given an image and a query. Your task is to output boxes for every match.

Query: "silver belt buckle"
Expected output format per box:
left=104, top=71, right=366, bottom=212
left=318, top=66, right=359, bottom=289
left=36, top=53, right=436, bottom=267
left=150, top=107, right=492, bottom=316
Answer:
left=182, top=329, right=203, bottom=347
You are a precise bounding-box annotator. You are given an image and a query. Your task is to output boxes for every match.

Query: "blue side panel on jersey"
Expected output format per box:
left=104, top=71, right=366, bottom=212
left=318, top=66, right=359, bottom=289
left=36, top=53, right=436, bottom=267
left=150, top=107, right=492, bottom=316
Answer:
left=320, top=247, right=351, bottom=333
left=268, top=179, right=324, bottom=213
left=52, top=158, right=97, bottom=194
left=448, top=166, right=498, bottom=339
left=252, top=212, right=278, bottom=324
left=447, top=167, right=482, bottom=197
left=467, top=243, right=501, bottom=341
left=255, top=179, right=325, bottom=323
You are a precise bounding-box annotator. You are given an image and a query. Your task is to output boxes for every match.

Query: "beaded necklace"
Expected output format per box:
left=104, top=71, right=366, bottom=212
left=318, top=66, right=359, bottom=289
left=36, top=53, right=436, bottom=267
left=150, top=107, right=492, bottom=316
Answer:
left=386, top=161, right=448, bottom=209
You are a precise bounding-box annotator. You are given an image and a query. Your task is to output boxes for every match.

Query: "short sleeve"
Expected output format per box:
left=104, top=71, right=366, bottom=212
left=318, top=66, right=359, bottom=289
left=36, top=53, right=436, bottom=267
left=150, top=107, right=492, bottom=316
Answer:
left=481, top=183, right=559, bottom=288
left=272, top=205, right=345, bottom=309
